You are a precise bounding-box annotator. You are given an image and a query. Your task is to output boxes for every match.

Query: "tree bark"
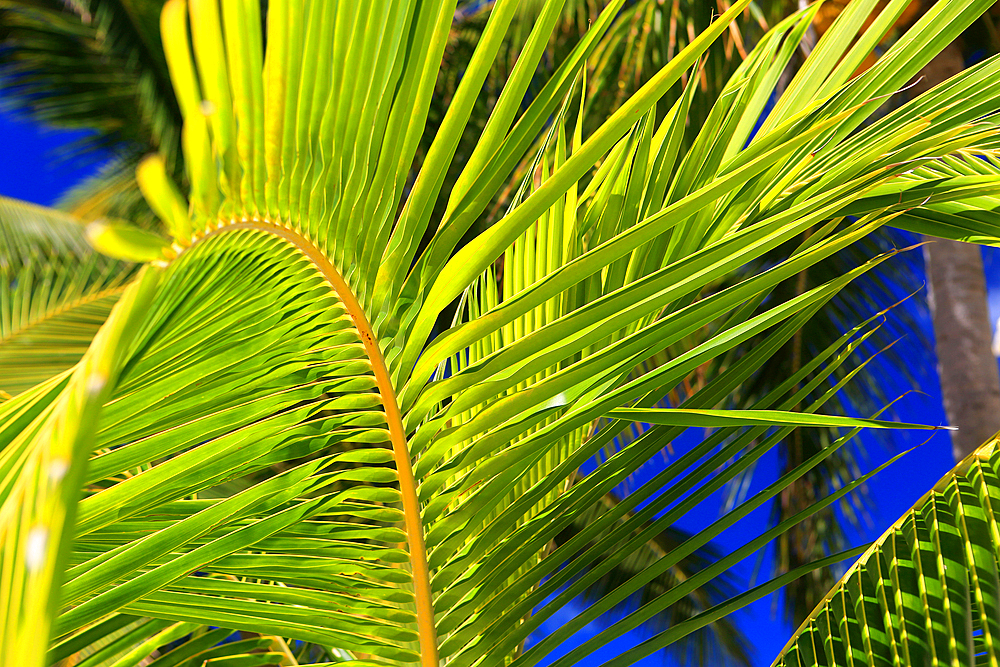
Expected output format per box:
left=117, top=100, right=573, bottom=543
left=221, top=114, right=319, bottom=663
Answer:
left=924, top=239, right=1000, bottom=461
left=917, top=41, right=1000, bottom=461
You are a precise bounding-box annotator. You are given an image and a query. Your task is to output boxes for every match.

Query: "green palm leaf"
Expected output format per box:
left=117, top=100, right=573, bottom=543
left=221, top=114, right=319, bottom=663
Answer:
left=772, top=431, right=1000, bottom=667
left=4, top=0, right=1000, bottom=665
left=0, top=196, right=136, bottom=396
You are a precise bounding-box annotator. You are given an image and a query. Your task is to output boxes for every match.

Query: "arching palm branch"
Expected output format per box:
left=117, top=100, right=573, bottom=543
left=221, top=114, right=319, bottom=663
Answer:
left=3, top=2, right=1000, bottom=667
left=445, top=0, right=939, bottom=629
left=773, top=430, right=1000, bottom=666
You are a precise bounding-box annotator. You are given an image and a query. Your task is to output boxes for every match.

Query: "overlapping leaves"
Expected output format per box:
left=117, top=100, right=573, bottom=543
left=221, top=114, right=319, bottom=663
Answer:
left=37, top=230, right=420, bottom=663
left=3, top=0, right=1000, bottom=666
left=0, top=196, right=135, bottom=396
left=773, top=431, right=1000, bottom=667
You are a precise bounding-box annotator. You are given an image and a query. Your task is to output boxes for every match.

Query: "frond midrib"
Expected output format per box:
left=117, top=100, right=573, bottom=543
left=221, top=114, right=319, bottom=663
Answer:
left=0, top=283, right=129, bottom=344
left=182, top=216, right=439, bottom=666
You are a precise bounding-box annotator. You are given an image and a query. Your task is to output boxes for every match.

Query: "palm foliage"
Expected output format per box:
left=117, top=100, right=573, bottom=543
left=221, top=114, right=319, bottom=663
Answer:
left=445, top=0, right=936, bottom=630
left=0, top=196, right=135, bottom=396
left=0, top=0, right=937, bottom=632
left=0, top=0, right=179, bottom=165
left=773, top=431, right=1000, bottom=666
left=4, top=1, right=1000, bottom=667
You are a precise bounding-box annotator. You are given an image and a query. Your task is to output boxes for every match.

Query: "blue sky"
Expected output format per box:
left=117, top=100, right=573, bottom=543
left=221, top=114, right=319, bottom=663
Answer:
left=0, top=106, right=992, bottom=666
left=0, top=112, right=105, bottom=206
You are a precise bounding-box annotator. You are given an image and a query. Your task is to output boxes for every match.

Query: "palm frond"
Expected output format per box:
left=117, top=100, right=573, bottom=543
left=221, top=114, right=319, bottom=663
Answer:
left=0, top=267, right=157, bottom=666
left=3, top=0, right=1000, bottom=665
left=773, top=429, right=1000, bottom=667
left=554, top=477, right=752, bottom=667
left=0, top=0, right=182, bottom=168
left=0, top=195, right=90, bottom=264
left=0, top=195, right=136, bottom=395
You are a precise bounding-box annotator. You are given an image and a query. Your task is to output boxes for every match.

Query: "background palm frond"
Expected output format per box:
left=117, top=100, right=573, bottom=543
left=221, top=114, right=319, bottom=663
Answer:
left=0, top=0, right=180, bottom=169
left=0, top=195, right=135, bottom=396
left=773, top=431, right=1000, bottom=667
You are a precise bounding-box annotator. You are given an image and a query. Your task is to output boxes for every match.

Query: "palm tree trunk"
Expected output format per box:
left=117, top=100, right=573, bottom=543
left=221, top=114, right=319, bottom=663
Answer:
left=923, top=239, right=1000, bottom=460
left=918, top=41, right=1000, bottom=461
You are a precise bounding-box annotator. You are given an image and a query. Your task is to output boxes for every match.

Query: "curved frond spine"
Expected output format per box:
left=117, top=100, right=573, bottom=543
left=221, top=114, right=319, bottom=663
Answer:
left=187, top=217, right=439, bottom=666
